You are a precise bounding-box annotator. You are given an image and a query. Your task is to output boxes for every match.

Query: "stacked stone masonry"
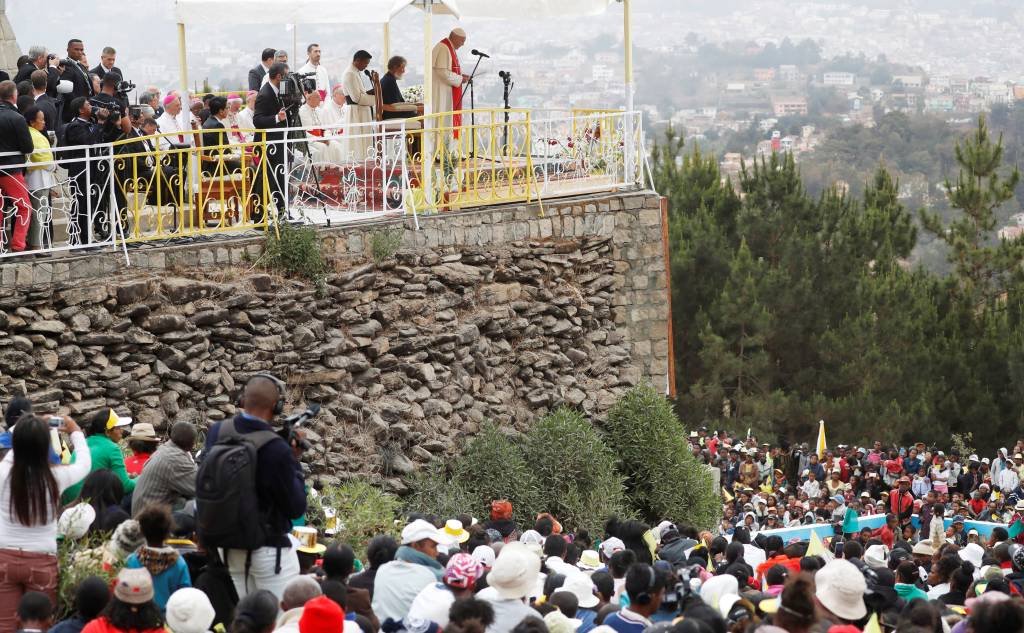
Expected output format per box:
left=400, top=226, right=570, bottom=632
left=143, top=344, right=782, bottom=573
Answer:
left=0, top=191, right=669, bottom=491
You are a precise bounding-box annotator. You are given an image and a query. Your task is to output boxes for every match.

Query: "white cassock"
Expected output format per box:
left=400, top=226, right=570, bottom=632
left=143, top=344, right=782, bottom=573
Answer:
left=298, top=103, right=341, bottom=164
left=155, top=110, right=194, bottom=150
left=431, top=39, right=463, bottom=129
left=298, top=62, right=331, bottom=97
left=233, top=108, right=254, bottom=141
left=340, top=65, right=376, bottom=162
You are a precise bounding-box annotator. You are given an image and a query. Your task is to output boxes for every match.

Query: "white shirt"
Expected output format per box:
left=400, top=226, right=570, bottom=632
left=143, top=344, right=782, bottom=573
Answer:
left=801, top=479, right=820, bottom=498
left=298, top=61, right=330, bottom=95
left=155, top=110, right=194, bottom=149
left=0, top=431, right=91, bottom=553
left=407, top=582, right=455, bottom=627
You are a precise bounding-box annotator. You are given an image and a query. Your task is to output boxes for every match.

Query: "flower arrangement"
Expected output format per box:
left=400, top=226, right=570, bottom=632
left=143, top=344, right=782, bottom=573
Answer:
left=401, top=84, right=425, bottom=103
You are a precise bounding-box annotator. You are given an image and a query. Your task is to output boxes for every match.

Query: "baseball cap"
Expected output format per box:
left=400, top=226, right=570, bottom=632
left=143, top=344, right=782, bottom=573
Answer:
left=401, top=519, right=455, bottom=546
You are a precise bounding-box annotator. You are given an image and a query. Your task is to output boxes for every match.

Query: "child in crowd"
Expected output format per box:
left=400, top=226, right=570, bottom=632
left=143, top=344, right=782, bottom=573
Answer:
left=15, top=592, right=53, bottom=633
left=124, top=505, right=192, bottom=612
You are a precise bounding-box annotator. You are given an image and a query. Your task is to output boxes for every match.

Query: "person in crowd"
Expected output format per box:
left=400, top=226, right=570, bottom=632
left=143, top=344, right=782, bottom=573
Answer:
left=60, top=39, right=94, bottom=119
left=229, top=589, right=278, bottom=633
left=156, top=93, right=196, bottom=149
left=50, top=577, right=110, bottom=633
left=380, top=56, right=423, bottom=120
left=339, top=50, right=377, bottom=163
left=252, top=62, right=290, bottom=220
left=23, top=105, right=55, bottom=251
left=90, top=47, right=121, bottom=81
left=29, top=70, right=58, bottom=133
left=320, top=544, right=378, bottom=630
left=124, top=423, right=160, bottom=477
left=124, top=504, right=192, bottom=612
left=164, top=588, right=216, bottom=633
left=201, top=96, right=245, bottom=175
left=274, top=576, right=322, bottom=633
left=407, top=552, right=485, bottom=627
left=248, top=48, right=276, bottom=92
left=0, top=414, right=89, bottom=630
left=297, top=89, right=341, bottom=164
left=14, top=591, right=53, bottom=633
left=348, top=535, right=398, bottom=599
left=371, top=518, right=455, bottom=623
left=477, top=542, right=540, bottom=633
left=62, top=409, right=135, bottom=503
left=131, top=422, right=197, bottom=518
left=81, top=569, right=164, bottom=633
left=602, top=564, right=665, bottom=633
left=80, top=470, right=129, bottom=533
left=201, top=374, right=306, bottom=601
left=0, top=80, right=36, bottom=254
left=297, top=43, right=330, bottom=98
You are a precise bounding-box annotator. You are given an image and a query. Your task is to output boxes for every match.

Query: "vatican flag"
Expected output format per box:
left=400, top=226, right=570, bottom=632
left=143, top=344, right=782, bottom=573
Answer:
left=816, top=419, right=827, bottom=458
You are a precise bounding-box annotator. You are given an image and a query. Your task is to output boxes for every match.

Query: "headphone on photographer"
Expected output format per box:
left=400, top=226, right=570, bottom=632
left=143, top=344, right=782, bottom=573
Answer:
left=635, top=566, right=658, bottom=606
left=237, top=373, right=286, bottom=416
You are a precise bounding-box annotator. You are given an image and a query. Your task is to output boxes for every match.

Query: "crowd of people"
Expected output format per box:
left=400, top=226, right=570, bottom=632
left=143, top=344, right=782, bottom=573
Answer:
left=0, top=32, right=472, bottom=252
left=4, top=375, right=1024, bottom=633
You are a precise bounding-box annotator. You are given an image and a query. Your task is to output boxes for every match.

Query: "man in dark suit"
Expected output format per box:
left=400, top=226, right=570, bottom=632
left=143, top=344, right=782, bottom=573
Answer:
left=15, top=46, right=60, bottom=94
left=252, top=62, right=289, bottom=222
left=248, top=48, right=276, bottom=92
left=29, top=70, right=59, bottom=133
left=91, top=46, right=122, bottom=81
left=60, top=39, right=94, bottom=122
left=201, top=97, right=242, bottom=176
left=63, top=96, right=128, bottom=244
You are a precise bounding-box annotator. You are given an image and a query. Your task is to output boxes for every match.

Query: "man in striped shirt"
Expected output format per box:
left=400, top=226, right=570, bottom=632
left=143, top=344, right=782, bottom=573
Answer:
left=131, top=421, right=198, bottom=516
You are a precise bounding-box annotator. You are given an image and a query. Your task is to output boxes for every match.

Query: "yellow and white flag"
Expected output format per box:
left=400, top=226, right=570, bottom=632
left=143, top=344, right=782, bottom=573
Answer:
left=816, top=419, right=827, bottom=458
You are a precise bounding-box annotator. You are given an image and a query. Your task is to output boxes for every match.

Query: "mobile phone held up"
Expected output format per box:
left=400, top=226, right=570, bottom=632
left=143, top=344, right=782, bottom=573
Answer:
left=49, top=416, right=62, bottom=428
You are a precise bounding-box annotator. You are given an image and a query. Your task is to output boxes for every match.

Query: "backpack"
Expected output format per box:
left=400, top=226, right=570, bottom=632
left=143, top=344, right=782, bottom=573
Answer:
left=195, top=419, right=280, bottom=551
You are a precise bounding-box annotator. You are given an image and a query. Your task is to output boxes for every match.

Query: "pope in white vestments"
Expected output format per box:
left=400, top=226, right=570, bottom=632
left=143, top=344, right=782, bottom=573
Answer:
left=340, top=52, right=377, bottom=163
left=298, top=92, right=342, bottom=164
left=431, top=28, right=468, bottom=137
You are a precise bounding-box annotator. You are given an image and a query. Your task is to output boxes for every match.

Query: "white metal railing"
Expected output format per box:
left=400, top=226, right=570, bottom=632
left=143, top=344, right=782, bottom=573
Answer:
left=0, top=109, right=646, bottom=261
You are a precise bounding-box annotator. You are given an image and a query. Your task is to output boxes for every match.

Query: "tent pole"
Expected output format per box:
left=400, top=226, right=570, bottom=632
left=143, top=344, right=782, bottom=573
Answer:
left=422, top=0, right=433, bottom=210
left=177, top=23, right=188, bottom=103
left=622, top=0, right=636, bottom=185
left=383, top=22, right=391, bottom=66
left=293, top=25, right=298, bottom=68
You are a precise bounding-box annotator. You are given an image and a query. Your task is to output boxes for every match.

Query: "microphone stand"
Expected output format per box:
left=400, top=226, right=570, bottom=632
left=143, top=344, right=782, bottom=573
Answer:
left=501, top=72, right=514, bottom=155
left=456, top=53, right=485, bottom=158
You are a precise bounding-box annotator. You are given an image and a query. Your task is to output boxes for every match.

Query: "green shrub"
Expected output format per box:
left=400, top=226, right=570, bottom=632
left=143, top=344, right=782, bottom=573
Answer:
left=57, top=532, right=118, bottom=619
left=403, top=462, right=478, bottom=522
left=452, top=423, right=540, bottom=522
left=312, top=480, right=402, bottom=559
left=261, top=222, right=327, bottom=289
left=370, top=228, right=404, bottom=263
left=604, top=383, right=720, bottom=529
left=521, top=408, right=627, bottom=534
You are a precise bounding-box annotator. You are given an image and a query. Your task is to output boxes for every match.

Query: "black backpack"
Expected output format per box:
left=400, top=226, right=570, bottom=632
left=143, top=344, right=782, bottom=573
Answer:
left=195, top=419, right=280, bottom=551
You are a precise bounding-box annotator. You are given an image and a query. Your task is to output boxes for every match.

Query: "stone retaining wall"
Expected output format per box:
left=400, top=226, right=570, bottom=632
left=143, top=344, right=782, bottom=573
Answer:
left=0, top=191, right=669, bottom=489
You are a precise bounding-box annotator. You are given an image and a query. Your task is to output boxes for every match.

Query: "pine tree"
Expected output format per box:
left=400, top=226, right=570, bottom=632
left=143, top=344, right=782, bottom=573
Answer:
left=920, top=115, right=1023, bottom=310
left=691, top=240, right=776, bottom=427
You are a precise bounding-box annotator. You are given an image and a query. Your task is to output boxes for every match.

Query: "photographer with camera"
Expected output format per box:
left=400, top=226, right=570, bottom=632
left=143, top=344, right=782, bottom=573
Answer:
left=92, top=72, right=130, bottom=116
left=197, top=374, right=307, bottom=602
left=14, top=46, right=60, bottom=95
left=63, top=95, right=130, bottom=244
left=252, top=62, right=289, bottom=221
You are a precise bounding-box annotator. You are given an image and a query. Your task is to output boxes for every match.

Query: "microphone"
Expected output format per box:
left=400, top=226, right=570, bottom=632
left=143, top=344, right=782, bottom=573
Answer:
left=499, top=71, right=512, bottom=80
left=364, top=70, right=372, bottom=78
left=471, top=49, right=490, bottom=59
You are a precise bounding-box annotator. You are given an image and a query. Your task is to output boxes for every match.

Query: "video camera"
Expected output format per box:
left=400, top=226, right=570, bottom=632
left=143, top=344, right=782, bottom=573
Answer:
left=662, top=563, right=705, bottom=612
left=279, top=72, right=316, bottom=111
left=280, top=402, right=321, bottom=452
left=115, top=78, right=136, bottom=100
left=88, top=97, right=121, bottom=121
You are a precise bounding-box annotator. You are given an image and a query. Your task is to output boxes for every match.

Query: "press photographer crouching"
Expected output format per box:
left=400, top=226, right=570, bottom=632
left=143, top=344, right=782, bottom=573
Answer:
left=63, top=95, right=130, bottom=245
left=197, top=374, right=309, bottom=602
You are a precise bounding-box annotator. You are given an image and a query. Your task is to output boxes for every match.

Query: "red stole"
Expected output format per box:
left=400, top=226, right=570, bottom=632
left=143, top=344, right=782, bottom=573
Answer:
left=442, top=38, right=462, bottom=137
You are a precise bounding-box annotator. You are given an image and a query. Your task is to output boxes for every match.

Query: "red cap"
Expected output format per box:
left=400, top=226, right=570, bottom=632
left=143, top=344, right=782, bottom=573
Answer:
left=299, top=596, right=344, bottom=633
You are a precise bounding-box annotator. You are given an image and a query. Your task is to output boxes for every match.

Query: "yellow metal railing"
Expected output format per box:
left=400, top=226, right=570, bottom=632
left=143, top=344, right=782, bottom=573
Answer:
left=406, top=108, right=539, bottom=213
left=110, top=128, right=274, bottom=242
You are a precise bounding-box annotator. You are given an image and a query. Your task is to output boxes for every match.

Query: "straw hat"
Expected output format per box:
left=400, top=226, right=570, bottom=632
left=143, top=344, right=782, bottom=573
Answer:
left=126, top=423, right=160, bottom=443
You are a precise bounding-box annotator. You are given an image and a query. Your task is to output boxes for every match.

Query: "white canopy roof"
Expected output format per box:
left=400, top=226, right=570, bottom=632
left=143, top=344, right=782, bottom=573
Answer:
left=173, top=0, right=457, bottom=25
left=173, top=0, right=615, bottom=25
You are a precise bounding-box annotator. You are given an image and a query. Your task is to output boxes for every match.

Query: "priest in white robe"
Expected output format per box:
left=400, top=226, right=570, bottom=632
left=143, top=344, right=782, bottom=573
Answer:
left=431, top=28, right=469, bottom=136
left=340, top=50, right=377, bottom=163
left=298, top=43, right=331, bottom=100
left=298, top=90, right=342, bottom=164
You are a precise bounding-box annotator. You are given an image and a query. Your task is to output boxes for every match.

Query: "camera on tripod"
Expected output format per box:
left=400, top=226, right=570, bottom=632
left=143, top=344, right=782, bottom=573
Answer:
left=280, top=72, right=317, bottom=111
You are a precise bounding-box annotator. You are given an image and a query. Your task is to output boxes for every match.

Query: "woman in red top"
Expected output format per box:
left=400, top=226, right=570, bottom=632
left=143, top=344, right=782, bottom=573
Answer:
left=82, top=568, right=164, bottom=633
left=123, top=424, right=160, bottom=477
